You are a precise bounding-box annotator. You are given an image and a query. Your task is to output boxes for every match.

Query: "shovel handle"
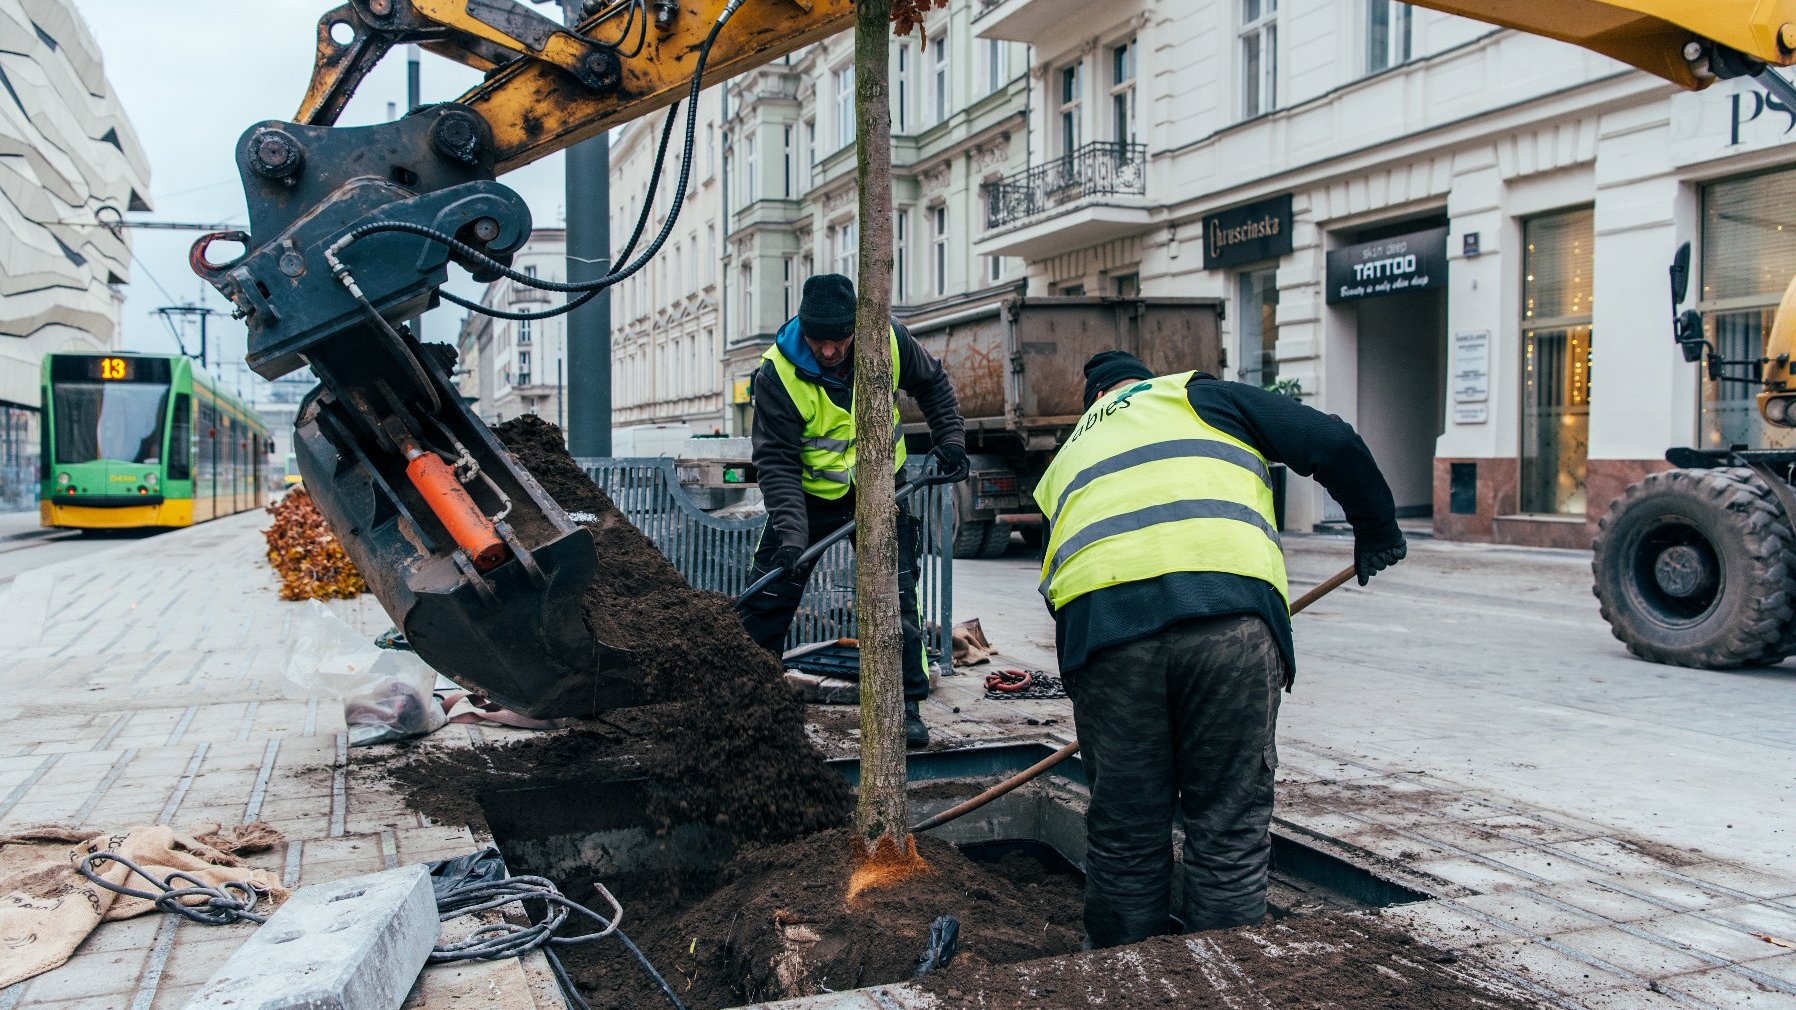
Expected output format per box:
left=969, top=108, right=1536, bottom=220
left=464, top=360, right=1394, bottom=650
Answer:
left=737, top=457, right=952, bottom=605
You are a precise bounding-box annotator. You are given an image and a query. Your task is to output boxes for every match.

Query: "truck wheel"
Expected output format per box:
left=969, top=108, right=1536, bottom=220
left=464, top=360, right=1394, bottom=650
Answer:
left=951, top=517, right=993, bottom=559
left=978, top=522, right=1014, bottom=558
left=1592, top=467, right=1793, bottom=668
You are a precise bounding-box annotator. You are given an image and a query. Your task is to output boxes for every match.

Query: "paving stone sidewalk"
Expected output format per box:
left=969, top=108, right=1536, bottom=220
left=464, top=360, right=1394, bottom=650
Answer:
left=0, top=513, right=562, bottom=1010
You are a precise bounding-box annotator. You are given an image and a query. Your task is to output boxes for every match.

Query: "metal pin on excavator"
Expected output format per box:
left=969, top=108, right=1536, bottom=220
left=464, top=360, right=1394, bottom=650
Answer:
left=192, top=0, right=1796, bottom=718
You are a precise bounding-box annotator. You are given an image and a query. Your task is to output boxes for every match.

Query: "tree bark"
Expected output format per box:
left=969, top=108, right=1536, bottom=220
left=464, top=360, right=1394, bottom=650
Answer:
left=850, top=0, right=905, bottom=848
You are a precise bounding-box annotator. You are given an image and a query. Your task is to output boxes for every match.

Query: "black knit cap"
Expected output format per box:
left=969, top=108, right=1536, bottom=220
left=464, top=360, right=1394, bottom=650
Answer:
left=798, top=273, right=858, bottom=341
left=1082, top=350, right=1155, bottom=410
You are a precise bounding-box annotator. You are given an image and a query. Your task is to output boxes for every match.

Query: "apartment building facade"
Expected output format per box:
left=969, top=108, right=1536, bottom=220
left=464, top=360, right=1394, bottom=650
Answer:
left=975, top=0, right=1796, bottom=547
left=598, top=0, right=1038, bottom=443
left=456, top=229, right=571, bottom=427
left=0, top=0, right=150, bottom=509
left=608, top=88, right=728, bottom=437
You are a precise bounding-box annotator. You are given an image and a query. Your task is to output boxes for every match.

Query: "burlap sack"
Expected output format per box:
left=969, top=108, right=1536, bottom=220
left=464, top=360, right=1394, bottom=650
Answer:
left=0, top=822, right=287, bottom=989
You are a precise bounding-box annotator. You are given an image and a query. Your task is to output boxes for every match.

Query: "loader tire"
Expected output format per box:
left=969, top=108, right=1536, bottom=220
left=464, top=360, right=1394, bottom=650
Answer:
left=1592, top=467, right=1792, bottom=669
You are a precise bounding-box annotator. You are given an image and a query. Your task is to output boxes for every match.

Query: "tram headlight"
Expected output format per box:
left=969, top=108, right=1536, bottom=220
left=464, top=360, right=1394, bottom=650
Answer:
left=56, top=472, right=70, bottom=487
left=144, top=472, right=158, bottom=488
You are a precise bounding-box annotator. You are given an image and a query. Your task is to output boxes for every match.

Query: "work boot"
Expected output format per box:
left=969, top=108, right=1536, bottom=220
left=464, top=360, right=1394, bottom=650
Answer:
left=904, top=701, right=930, bottom=748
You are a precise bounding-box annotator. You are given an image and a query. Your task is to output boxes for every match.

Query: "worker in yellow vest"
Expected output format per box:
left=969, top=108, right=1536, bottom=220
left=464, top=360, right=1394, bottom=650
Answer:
left=743, top=274, right=969, bottom=747
left=1036, top=350, right=1405, bottom=947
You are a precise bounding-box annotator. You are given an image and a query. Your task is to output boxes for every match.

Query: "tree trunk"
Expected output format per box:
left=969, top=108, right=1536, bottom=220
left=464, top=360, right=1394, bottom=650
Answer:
left=850, top=0, right=905, bottom=849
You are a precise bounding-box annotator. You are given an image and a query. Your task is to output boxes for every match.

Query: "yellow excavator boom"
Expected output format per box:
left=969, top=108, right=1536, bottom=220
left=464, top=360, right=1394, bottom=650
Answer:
left=1407, top=0, right=1796, bottom=89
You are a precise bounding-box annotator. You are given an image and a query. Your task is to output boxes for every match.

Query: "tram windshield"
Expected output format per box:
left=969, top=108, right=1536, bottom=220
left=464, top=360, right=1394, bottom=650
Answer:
left=53, top=382, right=169, bottom=464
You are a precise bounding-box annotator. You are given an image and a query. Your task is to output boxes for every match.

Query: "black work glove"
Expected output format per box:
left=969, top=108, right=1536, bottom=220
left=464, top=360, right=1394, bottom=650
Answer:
left=936, top=443, right=970, bottom=483
left=1354, top=536, right=1407, bottom=587
left=770, top=544, right=805, bottom=582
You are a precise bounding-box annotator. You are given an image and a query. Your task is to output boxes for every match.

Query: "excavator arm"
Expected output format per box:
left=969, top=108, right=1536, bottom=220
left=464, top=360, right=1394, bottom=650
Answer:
left=189, top=0, right=1796, bottom=718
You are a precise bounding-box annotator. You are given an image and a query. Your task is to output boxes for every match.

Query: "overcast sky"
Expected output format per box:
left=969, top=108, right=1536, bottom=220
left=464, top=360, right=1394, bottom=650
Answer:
left=73, top=0, right=568, bottom=392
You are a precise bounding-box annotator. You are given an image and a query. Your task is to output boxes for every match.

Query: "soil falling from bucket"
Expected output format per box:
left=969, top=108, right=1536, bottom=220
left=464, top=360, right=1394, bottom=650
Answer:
left=388, top=415, right=851, bottom=844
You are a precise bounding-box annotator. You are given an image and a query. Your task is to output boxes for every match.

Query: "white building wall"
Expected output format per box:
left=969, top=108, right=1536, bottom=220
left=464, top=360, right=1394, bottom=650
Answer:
left=461, top=231, right=569, bottom=426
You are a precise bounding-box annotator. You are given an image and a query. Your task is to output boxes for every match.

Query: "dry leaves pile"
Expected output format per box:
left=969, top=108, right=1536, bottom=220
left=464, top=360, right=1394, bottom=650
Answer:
left=264, top=488, right=367, bottom=601
left=891, top=0, right=949, bottom=40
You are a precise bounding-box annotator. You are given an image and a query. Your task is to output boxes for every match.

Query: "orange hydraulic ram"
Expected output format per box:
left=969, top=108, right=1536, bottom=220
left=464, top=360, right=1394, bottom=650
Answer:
left=402, top=444, right=508, bottom=571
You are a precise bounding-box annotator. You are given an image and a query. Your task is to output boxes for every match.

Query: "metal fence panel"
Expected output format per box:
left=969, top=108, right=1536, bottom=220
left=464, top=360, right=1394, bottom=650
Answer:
left=576, top=457, right=953, bottom=662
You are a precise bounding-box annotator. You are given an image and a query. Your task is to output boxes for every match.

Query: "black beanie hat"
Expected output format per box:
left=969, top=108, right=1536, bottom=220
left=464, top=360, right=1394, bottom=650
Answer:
left=1082, top=350, right=1155, bottom=410
left=798, top=274, right=857, bottom=341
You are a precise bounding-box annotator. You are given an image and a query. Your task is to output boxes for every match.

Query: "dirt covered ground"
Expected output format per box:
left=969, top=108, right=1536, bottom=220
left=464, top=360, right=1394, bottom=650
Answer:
left=919, top=913, right=1544, bottom=1010
left=555, top=828, right=1086, bottom=1010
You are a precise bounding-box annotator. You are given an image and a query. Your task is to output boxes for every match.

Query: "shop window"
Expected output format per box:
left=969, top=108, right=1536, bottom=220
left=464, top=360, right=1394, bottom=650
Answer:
left=1520, top=207, right=1595, bottom=516
left=1237, top=267, right=1280, bottom=387
left=1699, top=169, right=1796, bottom=450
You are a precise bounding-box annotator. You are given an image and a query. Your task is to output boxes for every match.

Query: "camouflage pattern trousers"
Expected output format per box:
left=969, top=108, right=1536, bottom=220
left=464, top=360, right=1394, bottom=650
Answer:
left=1064, top=613, right=1286, bottom=948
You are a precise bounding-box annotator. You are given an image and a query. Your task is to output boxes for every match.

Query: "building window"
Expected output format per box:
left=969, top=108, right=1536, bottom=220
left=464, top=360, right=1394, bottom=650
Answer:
left=783, top=256, right=796, bottom=318
left=1236, top=268, right=1277, bottom=386
left=1240, top=0, right=1277, bottom=119
left=932, top=37, right=949, bottom=125
left=1110, top=38, right=1137, bottom=145
left=706, top=123, right=717, bottom=177
left=895, top=208, right=911, bottom=301
left=517, top=350, right=531, bottom=386
left=800, top=119, right=816, bottom=193
left=1700, top=169, right=1796, bottom=450
left=896, top=42, right=912, bottom=132
left=835, top=65, right=855, bottom=149
left=989, top=255, right=1005, bottom=284
left=1367, top=0, right=1413, bottom=73
left=1058, top=63, right=1082, bottom=155
left=518, top=317, right=532, bottom=345
left=740, top=131, right=757, bottom=206
left=1112, top=271, right=1140, bottom=297
left=836, top=219, right=859, bottom=278
left=782, top=125, right=794, bottom=197
left=707, top=225, right=718, bottom=285
left=931, top=205, right=948, bottom=296
left=739, top=263, right=753, bottom=340
left=1521, top=207, right=1595, bottom=516
left=524, top=264, right=538, bottom=279
left=984, top=39, right=1005, bottom=96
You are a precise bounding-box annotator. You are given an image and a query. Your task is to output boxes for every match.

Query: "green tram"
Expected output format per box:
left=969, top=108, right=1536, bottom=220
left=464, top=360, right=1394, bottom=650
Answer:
left=40, top=352, right=270, bottom=530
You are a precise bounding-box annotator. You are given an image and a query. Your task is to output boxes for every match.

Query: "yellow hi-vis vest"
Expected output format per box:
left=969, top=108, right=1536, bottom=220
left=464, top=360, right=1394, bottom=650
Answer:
left=1033, top=371, right=1289, bottom=611
left=762, top=326, right=908, bottom=499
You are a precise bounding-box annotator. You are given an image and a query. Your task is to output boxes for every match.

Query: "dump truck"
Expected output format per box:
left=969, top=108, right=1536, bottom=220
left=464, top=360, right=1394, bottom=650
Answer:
left=899, top=294, right=1224, bottom=558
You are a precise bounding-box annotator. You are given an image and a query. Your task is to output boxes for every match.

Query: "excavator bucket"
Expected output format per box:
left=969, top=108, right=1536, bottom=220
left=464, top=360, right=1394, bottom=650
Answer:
left=291, top=373, right=631, bottom=720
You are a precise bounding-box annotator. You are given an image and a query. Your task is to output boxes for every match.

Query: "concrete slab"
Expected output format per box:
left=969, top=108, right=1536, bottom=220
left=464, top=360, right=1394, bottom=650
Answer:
left=184, top=865, right=437, bottom=1010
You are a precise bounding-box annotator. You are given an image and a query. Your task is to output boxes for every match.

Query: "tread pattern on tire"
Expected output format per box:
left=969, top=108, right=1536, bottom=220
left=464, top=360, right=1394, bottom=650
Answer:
left=1592, top=466, right=1792, bottom=668
left=951, top=518, right=992, bottom=559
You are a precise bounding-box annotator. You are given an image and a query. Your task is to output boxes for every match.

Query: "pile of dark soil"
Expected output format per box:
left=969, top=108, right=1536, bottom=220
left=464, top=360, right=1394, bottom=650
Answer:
left=556, top=828, right=1086, bottom=1009
left=920, top=912, right=1544, bottom=1010
left=385, top=415, right=850, bottom=844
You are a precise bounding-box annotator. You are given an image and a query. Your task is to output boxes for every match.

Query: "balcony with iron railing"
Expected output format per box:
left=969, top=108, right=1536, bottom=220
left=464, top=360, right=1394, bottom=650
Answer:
left=975, top=140, right=1153, bottom=260
left=974, top=0, right=1083, bottom=46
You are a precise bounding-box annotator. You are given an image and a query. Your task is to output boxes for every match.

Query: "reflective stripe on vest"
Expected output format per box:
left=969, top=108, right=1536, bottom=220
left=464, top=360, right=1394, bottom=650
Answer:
left=763, top=326, right=908, bottom=499
left=1031, top=371, right=1288, bottom=610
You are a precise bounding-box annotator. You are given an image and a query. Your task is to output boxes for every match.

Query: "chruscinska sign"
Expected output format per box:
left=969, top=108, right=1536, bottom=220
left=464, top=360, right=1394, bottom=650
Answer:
left=1325, top=226, right=1448, bottom=304
left=1203, top=194, right=1294, bottom=270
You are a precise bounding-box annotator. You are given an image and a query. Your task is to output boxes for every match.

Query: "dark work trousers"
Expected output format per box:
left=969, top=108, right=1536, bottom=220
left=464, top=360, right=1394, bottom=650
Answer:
left=739, top=494, right=929, bottom=701
left=1063, top=613, right=1286, bottom=947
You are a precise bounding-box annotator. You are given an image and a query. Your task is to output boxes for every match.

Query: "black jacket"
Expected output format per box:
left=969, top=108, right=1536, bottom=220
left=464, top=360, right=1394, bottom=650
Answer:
left=1051, top=372, right=1402, bottom=682
left=751, top=319, right=967, bottom=548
